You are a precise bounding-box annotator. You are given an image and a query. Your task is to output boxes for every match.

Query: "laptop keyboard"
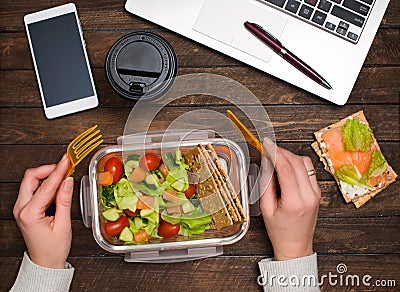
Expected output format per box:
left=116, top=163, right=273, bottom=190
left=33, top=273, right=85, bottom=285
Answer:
left=259, top=0, right=375, bottom=43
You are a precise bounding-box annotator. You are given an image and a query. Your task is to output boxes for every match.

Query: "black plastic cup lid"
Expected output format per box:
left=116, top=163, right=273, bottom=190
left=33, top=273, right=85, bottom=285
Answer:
left=105, top=32, right=177, bottom=100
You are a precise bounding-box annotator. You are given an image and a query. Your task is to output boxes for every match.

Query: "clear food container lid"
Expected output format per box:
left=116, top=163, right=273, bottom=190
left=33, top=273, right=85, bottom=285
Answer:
left=80, top=130, right=261, bottom=262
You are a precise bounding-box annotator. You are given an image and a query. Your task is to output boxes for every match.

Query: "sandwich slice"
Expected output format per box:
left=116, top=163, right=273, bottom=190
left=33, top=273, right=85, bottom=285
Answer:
left=312, top=111, right=397, bottom=208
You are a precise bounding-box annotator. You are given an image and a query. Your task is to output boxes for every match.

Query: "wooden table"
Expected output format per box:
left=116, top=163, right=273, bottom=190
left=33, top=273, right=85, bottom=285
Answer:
left=1, top=1, right=399, bottom=291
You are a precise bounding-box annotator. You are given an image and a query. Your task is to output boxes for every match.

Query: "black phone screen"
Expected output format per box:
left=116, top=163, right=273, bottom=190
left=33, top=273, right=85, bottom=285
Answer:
left=28, top=12, right=94, bottom=107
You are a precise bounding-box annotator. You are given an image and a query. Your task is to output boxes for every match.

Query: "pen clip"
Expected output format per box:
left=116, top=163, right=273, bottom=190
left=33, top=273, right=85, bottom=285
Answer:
left=254, top=23, right=281, bottom=44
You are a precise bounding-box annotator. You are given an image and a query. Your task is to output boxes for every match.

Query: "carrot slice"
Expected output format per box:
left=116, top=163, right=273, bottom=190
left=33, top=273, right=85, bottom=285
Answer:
left=159, top=163, right=169, bottom=177
left=134, top=230, right=150, bottom=243
left=98, top=171, right=113, bottom=186
left=136, top=196, right=154, bottom=210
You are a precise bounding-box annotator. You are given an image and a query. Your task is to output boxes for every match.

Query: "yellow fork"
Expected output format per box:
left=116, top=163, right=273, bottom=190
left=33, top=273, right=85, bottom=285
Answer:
left=226, top=110, right=269, bottom=158
left=65, top=125, right=103, bottom=177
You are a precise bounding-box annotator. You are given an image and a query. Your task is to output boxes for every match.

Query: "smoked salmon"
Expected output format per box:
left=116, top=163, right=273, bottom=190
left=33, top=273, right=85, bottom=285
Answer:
left=322, top=126, right=375, bottom=176
left=313, top=111, right=397, bottom=208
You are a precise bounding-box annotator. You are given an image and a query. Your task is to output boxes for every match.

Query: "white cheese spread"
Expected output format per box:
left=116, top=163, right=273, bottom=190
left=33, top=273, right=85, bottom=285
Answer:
left=339, top=181, right=370, bottom=199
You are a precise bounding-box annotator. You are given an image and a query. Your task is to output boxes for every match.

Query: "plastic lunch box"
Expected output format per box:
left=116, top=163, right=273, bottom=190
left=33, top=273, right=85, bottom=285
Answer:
left=80, top=130, right=260, bottom=263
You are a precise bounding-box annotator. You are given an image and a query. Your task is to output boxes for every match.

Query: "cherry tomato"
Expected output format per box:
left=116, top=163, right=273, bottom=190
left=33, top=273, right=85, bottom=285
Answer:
left=134, top=230, right=150, bottom=243
left=104, top=157, right=123, bottom=183
left=124, top=209, right=140, bottom=217
left=184, top=184, right=195, bottom=199
left=140, top=153, right=161, bottom=171
left=104, top=215, right=129, bottom=236
left=158, top=221, right=180, bottom=238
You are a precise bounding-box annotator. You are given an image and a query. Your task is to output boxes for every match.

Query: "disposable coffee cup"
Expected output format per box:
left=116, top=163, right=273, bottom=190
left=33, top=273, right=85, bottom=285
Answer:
left=105, top=32, right=177, bottom=100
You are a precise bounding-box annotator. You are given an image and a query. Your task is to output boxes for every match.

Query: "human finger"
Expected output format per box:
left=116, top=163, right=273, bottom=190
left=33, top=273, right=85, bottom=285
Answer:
left=280, top=150, right=315, bottom=198
left=302, top=156, right=321, bottom=197
left=29, top=154, right=69, bottom=212
left=54, top=177, right=74, bottom=230
left=259, top=155, right=278, bottom=214
left=263, top=140, right=299, bottom=199
left=14, top=164, right=57, bottom=214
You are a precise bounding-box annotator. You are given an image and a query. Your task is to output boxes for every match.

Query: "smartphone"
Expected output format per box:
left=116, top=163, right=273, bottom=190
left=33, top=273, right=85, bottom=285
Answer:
left=24, top=3, right=98, bottom=119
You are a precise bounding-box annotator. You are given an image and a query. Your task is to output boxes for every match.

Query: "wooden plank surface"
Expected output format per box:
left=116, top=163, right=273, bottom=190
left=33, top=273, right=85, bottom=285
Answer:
left=1, top=216, right=400, bottom=257
left=1, top=105, right=399, bottom=145
left=1, top=67, right=399, bottom=107
left=0, top=0, right=399, bottom=291
left=1, top=255, right=399, bottom=291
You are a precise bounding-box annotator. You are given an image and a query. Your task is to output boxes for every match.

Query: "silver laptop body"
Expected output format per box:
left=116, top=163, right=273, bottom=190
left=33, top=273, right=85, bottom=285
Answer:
left=125, top=0, right=389, bottom=105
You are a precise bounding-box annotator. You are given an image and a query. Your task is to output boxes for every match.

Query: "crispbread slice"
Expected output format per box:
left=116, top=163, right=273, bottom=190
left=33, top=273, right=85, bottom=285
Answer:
left=352, top=164, right=397, bottom=208
left=311, top=141, right=352, bottom=203
left=314, top=111, right=369, bottom=177
left=198, top=144, right=241, bottom=222
left=197, top=147, right=240, bottom=223
left=183, top=147, right=233, bottom=229
left=205, top=144, right=246, bottom=221
left=312, top=111, right=398, bottom=208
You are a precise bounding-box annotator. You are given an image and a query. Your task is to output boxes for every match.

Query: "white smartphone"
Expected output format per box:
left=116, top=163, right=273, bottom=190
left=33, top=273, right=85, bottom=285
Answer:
left=24, top=3, right=98, bottom=119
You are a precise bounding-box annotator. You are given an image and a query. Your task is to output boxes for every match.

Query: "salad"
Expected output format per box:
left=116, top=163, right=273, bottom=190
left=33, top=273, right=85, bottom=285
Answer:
left=98, top=150, right=212, bottom=243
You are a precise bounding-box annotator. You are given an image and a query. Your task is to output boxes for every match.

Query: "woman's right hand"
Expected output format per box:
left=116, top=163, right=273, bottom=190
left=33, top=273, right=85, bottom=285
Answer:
left=259, top=139, right=321, bottom=261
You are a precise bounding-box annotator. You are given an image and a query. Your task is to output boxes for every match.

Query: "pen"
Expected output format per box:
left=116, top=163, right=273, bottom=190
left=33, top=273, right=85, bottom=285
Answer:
left=244, top=21, right=332, bottom=90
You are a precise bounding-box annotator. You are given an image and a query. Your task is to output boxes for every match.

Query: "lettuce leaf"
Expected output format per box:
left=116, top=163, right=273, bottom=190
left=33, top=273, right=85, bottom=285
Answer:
left=130, top=182, right=163, bottom=197
left=150, top=228, right=163, bottom=239
left=141, top=210, right=159, bottom=235
left=361, top=150, right=387, bottom=182
left=128, top=218, right=140, bottom=234
left=100, top=184, right=116, bottom=206
left=161, top=209, right=212, bottom=236
left=175, top=150, right=189, bottom=169
left=161, top=213, right=181, bottom=225
left=114, top=179, right=138, bottom=211
left=342, top=118, right=373, bottom=152
left=180, top=216, right=211, bottom=233
left=161, top=150, right=189, bottom=192
left=336, top=164, right=373, bottom=190
left=178, top=226, right=189, bottom=237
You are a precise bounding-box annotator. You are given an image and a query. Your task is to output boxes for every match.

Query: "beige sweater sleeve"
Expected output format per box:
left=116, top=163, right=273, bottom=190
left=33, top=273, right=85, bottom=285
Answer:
left=10, top=252, right=74, bottom=292
left=258, top=253, right=320, bottom=292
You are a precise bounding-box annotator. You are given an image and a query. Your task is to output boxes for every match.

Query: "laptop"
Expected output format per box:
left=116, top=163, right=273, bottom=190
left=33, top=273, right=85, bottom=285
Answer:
left=125, top=0, right=389, bottom=105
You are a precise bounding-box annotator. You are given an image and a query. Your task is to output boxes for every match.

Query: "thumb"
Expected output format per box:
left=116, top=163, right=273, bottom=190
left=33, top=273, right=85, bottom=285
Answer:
left=54, top=177, right=74, bottom=230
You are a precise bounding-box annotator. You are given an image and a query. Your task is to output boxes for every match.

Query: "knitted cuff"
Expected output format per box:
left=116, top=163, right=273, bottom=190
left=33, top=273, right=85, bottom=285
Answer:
left=10, top=252, right=74, bottom=292
left=258, top=253, right=320, bottom=292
